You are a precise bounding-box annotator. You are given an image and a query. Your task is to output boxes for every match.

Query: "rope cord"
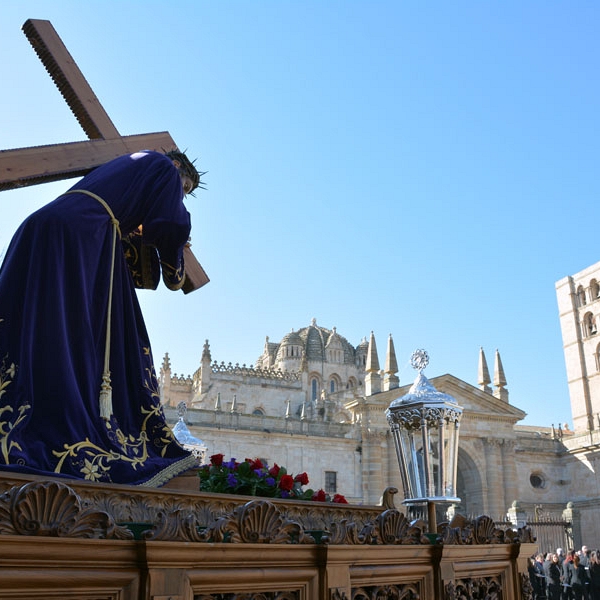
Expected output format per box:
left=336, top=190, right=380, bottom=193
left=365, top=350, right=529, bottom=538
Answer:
left=62, top=189, right=121, bottom=419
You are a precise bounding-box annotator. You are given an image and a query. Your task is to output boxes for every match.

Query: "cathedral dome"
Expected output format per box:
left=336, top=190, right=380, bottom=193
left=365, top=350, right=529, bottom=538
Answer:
left=274, top=319, right=358, bottom=366
left=275, top=329, right=304, bottom=362
left=280, top=330, right=303, bottom=346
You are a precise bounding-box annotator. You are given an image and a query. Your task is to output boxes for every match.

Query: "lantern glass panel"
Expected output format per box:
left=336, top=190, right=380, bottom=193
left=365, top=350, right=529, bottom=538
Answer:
left=388, top=403, right=461, bottom=504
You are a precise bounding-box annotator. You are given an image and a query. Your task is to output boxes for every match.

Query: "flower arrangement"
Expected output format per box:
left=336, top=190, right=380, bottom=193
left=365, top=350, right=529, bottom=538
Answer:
left=198, top=454, right=348, bottom=503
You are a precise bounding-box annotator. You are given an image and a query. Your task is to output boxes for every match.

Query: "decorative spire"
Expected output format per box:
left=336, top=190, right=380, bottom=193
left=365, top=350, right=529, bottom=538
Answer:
left=214, top=392, right=221, bottom=412
left=230, top=394, right=238, bottom=414
left=385, top=334, right=398, bottom=373
left=366, top=331, right=380, bottom=372
left=300, top=401, right=306, bottom=420
left=478, top=347, right=491, bottom=393
left=162, top=352, right=171, bottom=372
left=493, top=349, right=509, bottom=402
left=201, top=339, right=211, bottom=363
left=365, top=331, right=382, bottom=396
left=383, top=334, right=399, bottom=391
left=285, top=398, right=291, bottom=419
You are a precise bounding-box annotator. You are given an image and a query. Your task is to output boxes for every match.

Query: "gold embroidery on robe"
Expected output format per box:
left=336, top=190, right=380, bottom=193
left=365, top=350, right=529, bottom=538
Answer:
left=52, top=354, right=180, bottom=481
left=0, top=343, right=24, bottom=465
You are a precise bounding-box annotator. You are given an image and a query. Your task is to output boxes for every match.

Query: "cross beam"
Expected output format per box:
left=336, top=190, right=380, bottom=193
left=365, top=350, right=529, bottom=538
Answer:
left=0, top=19, right=176, bottom=191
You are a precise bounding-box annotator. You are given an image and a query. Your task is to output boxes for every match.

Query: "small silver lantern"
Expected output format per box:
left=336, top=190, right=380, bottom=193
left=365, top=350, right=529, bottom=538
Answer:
left=172, top=402, right=207, bottom=462
left=386, top=350, right=463, bottom=530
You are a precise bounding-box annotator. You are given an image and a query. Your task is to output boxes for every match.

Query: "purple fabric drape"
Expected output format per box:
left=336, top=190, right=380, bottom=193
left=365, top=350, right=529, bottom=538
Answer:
left=0, top=151, right=197, bottom=486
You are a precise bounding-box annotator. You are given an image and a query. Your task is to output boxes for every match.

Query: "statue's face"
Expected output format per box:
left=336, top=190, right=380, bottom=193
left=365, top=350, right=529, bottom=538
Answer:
left=171, top=159, right=194, bottom=195
left=180, top=174, right=194, bottom=195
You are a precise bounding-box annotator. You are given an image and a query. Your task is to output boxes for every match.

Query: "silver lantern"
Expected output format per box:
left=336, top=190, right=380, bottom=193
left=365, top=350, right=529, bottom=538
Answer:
left=386, top=350, right=462, bottom=528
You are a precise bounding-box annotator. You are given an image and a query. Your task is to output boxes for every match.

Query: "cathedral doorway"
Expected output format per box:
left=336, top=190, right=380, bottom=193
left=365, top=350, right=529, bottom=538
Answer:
left=454, top=449, right=484, bottom=517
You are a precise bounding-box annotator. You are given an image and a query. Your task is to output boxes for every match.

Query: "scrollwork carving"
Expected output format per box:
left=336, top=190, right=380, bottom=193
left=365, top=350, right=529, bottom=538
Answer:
left=374, top=510, right=427, bottom=545
left=204, top=499, right=306, bottom=544
left=520, top=572, right=534, bottom=600
left=381, top=486, right=398, bottom=509
left=195, top=593, right=300, bottom=599
left=351, top=583, right=420, bottom=599
left=438, top=513, right=509, bottom=545
left=449, top=576, right=502, bottom=600
left=0, top=480, right=131, bottom=539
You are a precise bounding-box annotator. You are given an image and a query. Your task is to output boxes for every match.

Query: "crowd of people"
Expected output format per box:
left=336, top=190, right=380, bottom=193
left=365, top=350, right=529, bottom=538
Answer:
left=529, top=546, right=600, bottom=600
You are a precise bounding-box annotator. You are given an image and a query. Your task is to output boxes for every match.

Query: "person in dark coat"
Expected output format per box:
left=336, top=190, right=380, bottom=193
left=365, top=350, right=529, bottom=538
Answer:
left=545, top=553, right=563, bottom=600
left=563, top=551, right=576, bottom=600
left=589, top=551, right=600, bottom=600
left=569, top=555, right=590, bottom=600
left=532, top=553, right=547, bottom=600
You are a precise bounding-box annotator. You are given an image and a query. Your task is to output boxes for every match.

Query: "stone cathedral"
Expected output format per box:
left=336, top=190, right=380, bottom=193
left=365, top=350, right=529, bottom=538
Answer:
left=161, top=262, right=600, bottom=548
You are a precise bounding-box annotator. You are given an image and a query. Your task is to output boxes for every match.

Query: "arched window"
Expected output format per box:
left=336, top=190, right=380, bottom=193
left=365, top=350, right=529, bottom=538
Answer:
left=311, top=378, right=318, bottom=401
left=595, top=343, right=600, bottom=372
left=330, top=379, right=335, bottom=393
left=583, top=312, right=597, bottom=337
left=591, top=280, right=600, bottom=301
left=252, top=407, right=265, bottom=416
left=578, top=285, right=587, bottom=307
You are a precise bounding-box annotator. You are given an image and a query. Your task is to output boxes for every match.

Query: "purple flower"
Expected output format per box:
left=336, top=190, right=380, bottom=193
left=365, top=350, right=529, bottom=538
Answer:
left=254, top=469, right=264, bottom=477
left=280, top=490, right=290, bottom=498
left=226, top=473, right=238, bottom=487
left=224, top=459, right=237, bottom=469
left=265, top=477, right=276, bottom=486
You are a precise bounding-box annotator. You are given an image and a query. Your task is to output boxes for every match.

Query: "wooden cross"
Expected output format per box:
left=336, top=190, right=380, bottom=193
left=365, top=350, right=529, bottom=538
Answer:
left=0, top=19, right=208, bottom=292
left=0, top=19, right=176, bottom=190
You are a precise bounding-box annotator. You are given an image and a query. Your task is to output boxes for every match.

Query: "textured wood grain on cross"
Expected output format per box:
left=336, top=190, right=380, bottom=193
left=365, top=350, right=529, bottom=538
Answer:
left=0, top=18, right=176, bottom=191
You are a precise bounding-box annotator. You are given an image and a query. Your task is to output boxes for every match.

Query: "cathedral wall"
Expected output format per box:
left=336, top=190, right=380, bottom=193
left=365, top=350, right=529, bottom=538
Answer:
left=162, top=370, right=306, bottom=418
left=577, top=502, right=600, bottom=549
left=511, top=432, right=566, bottom=509
left=161, top=378, right=193, bottom=408
left=191, top=376, right=305, bottom=418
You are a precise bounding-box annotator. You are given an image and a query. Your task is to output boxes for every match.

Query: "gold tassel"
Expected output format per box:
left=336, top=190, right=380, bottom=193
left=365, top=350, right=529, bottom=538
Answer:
left=99, top=373, right=113, bottom=419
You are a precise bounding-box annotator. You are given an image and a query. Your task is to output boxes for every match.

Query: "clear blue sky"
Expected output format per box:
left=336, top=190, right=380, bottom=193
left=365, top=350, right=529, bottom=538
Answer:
left=2, top=1, right=598, bottom=428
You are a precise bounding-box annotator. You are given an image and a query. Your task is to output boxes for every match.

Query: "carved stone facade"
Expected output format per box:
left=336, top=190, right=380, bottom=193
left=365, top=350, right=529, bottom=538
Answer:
left=161, top=313, right=600, bottom=548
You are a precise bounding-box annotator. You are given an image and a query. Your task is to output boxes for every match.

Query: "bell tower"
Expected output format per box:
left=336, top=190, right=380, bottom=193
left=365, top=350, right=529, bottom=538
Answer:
left=556, top=260, right=600, bottom=432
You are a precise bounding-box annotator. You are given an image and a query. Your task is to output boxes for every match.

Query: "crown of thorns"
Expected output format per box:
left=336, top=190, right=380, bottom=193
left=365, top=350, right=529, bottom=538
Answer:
left=164, top=149, right=207, bottom=194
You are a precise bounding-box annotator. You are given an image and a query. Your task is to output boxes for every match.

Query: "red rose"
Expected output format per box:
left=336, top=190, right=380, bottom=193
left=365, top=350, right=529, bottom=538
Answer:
left=210, top=453, right=224, bottom=466
left=294, top=472, right=309, bottom=486
left=269, top=463, right=281, bottom=477
left=332, top=494, right=348, bottom=504
left=312, top=489, right=327, bottom=502
left=248, top=458, right=264, bottom=470
left=278, top=474, right=294, bottom=491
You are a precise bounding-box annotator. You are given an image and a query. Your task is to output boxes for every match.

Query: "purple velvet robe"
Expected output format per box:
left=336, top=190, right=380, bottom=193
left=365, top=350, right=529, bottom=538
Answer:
left=0, top=151, right=197, bottom=486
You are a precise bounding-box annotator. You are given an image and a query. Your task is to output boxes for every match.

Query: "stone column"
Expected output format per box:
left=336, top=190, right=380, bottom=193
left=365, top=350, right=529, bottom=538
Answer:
left=500, top=439, right=518, bottom=514
left=482, top=438, right=503, bottom=517
left=362, top=430, right=385, bottom=505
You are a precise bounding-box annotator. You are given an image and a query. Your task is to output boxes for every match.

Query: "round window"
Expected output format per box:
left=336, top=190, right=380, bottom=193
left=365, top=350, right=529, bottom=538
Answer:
left=530, top=473, right=545, bottom=489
